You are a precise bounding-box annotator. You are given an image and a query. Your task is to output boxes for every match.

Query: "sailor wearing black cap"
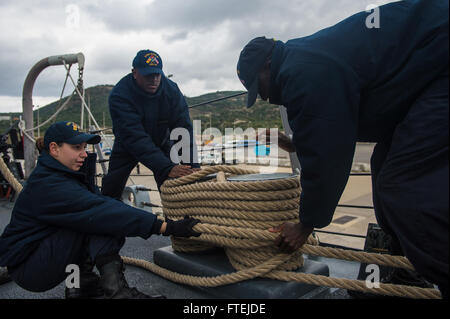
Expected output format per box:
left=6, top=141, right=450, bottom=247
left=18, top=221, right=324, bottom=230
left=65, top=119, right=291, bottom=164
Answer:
left=237, top=0, right=448, bottom=299
left=0, top=121, right=200, bottom=299
left=102, top=49, right=200, bottom=199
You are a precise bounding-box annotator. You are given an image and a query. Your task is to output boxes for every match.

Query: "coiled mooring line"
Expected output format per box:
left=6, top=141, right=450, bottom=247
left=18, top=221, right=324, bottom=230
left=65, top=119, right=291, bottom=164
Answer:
left=123, top=165, right=441, bottom=299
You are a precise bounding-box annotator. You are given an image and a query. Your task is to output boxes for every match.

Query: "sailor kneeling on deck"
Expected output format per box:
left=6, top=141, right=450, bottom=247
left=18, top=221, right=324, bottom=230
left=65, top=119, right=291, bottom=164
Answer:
left=0, top=121, right=201, bottom=299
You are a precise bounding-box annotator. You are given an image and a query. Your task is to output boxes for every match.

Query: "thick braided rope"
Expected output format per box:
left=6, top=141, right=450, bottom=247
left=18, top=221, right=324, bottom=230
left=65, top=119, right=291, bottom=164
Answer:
left=0, top=159, right=23, bottom=193
left=161, top=165, right=416, bottom=269
left=149, top=165, right=441, bottom=299
left=161, top=165, right=304, bottom=267
left=122, top=256, right=440, bottom=299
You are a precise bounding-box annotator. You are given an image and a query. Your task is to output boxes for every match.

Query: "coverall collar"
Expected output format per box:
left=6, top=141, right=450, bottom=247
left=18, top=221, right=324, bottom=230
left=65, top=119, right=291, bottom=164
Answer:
left=38, top=151, right=86, bottom=179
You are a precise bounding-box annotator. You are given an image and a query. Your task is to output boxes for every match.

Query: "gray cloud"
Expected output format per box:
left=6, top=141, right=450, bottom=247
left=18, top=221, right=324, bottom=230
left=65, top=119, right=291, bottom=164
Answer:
left=0, top=0, right=393, bottom=112
left=163, top=31, right=189, bottom=43
left=88, top=0, right=264, bottom=33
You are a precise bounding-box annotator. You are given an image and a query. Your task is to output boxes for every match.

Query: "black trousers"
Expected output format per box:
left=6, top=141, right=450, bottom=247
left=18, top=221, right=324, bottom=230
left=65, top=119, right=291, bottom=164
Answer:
left=102, top=148, right=138, bottom=200
left=8, top=229, right=125, bottom=292
left=371, top=69, right=449, bottom=298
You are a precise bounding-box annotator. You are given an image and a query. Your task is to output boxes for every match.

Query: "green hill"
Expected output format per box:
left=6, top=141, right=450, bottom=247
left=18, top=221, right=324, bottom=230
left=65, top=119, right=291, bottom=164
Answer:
left=0, top=85, right=283, bottom=135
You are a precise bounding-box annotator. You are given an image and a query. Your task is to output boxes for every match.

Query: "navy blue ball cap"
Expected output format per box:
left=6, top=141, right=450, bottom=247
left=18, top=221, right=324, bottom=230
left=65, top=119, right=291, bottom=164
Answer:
left=132, top=49, right=164, bottom=76
left=237, top=36, right=275, bottom=108
left=44, top=121, right=101, bottom=149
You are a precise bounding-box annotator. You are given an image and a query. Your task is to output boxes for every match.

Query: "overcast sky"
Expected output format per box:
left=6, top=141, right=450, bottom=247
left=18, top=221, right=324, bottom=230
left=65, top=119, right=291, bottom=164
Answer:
left=0, top=0, right=395, bottom=112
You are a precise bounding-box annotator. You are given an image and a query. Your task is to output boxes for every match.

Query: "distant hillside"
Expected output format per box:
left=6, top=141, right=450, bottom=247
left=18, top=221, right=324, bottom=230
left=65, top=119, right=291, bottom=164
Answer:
left=0, top=85, right=283, bottom=135
left=187, top=91, right=283, bottom=134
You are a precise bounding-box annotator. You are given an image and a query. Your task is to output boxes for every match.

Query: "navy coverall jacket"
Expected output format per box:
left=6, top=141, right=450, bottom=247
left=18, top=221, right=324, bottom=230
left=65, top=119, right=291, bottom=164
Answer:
left=268, top=0, right=448, bottom=228
left=107, top=73, right=199, bottom=189
left=0, top=152, right=162, bottom=268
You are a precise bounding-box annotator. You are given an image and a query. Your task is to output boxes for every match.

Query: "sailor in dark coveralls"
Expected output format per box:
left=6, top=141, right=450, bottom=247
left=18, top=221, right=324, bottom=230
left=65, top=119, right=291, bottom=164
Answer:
left=0, top=121, right=200, bottom=299
left=237, top=0, right=448, bottom=298
left=102, top=49, right=200, bottom=199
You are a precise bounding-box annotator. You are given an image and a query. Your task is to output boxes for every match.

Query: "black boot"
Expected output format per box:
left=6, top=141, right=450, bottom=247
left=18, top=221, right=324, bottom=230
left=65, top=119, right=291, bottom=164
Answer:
left=348, top=227, right=433, bottom=299
left=97, top=258, right=166, bottom=299
left=347, top=267, right=434, bottom=299
left=0, top=267, right=11, bottom=285
left=65, top=258, right=104, bottom=299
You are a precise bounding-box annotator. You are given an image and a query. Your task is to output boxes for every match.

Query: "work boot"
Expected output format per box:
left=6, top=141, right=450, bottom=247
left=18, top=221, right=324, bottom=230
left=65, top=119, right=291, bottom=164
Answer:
left=0, top=267, right=11, bottom=285
left=98, top=259, right=166, bottom=299
left=65, top=258, right=104, bottom=299
left=348, top=227, right=435, bottom=298
left=347, top=267, right=434, bottom=299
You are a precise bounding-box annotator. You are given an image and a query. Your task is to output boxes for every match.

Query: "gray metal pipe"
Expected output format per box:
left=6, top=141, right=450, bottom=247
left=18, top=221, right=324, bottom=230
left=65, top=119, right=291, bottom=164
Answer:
left=22, top=53, right=84, bottom=178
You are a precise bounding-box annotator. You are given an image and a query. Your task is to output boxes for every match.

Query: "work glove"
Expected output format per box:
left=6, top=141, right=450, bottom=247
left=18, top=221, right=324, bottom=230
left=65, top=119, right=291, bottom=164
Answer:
left=163, top=216, right=201, bottom=237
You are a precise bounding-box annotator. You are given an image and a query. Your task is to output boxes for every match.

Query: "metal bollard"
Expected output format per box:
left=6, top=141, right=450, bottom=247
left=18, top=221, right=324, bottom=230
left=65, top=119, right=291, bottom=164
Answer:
left=121, top=184, right=155, bottom=213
